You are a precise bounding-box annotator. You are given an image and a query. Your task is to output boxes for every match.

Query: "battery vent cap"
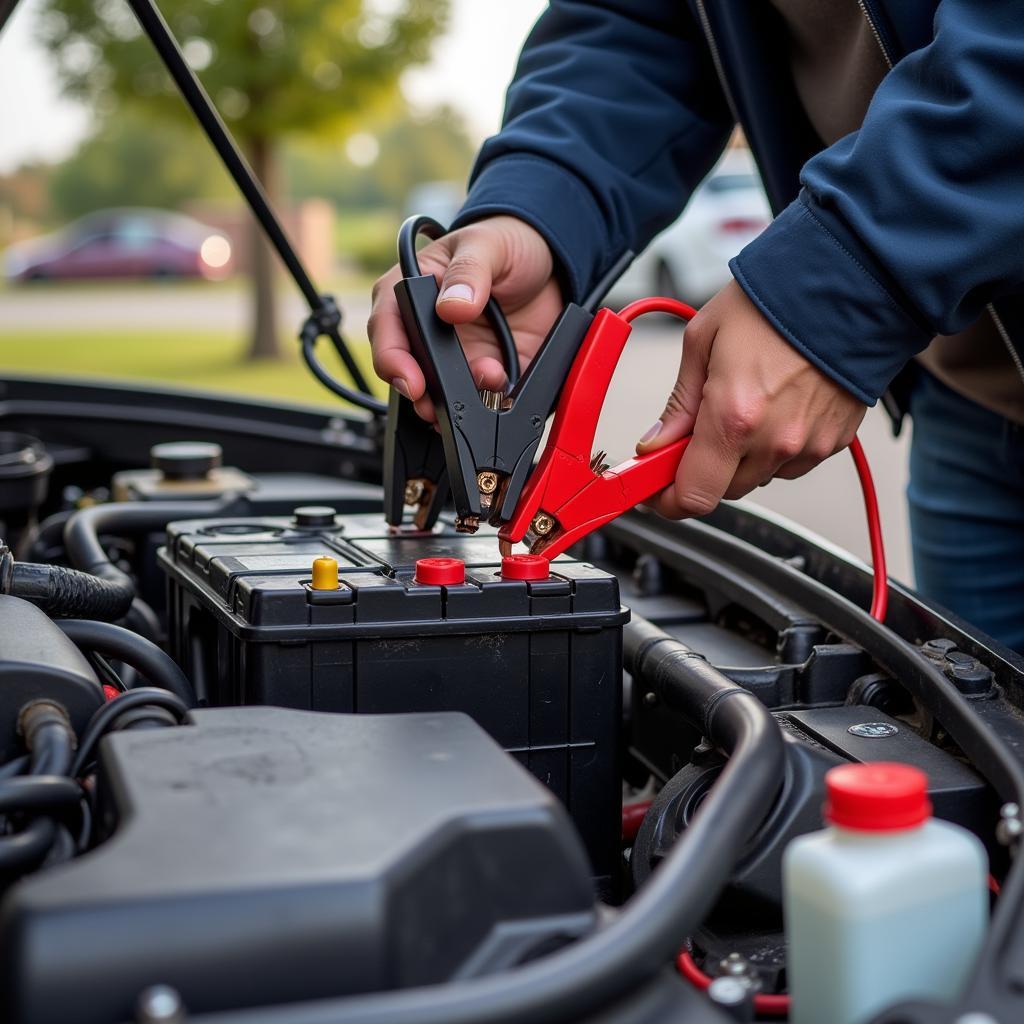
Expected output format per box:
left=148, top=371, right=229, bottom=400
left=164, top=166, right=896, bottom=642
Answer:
left=501, top=555, right=550, bottom=581
left=414, top=557, right=465, bottom=586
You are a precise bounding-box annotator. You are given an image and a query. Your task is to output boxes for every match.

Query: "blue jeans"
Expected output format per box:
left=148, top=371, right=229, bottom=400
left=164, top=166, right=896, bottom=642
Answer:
left=908, top=368, right=1024, bottom=653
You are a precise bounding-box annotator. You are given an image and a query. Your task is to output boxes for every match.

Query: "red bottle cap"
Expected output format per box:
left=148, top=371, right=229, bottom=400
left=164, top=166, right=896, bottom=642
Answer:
left=825, top=762, right=931, bottom=831
left=501, top=554, right=550, bottom=581
left=414, top=557, right=465, bottom=586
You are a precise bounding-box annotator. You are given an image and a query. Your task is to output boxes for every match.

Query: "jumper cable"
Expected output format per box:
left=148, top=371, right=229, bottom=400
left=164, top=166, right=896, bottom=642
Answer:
left=499, top=296, right=889, bottom=624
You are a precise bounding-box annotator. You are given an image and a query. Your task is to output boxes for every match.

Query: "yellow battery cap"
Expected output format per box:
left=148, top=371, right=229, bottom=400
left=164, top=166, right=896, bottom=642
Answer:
left=311, top=555, right=340, bottom=591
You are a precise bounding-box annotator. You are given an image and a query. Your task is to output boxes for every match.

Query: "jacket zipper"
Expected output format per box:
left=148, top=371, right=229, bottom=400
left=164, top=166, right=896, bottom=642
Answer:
left=856, top=1, right=893, bottom=69
left=988, top=304, right=1024, bottom=387
left=693, top=0, right=740, bottom=122
left=857, top=1, right=1024, bottom=389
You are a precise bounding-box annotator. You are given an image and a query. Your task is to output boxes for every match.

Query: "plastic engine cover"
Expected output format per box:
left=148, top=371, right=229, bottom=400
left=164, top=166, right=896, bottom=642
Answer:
left=159, top=512, right=627, bottom=884
left=0, top=708, right=596, bottom=1024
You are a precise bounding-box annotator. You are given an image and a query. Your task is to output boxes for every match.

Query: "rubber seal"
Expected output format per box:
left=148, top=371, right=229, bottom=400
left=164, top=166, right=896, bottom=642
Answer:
left=501, top=554, right=550, bottom=581
left=414, top=557, right=466, bottom=586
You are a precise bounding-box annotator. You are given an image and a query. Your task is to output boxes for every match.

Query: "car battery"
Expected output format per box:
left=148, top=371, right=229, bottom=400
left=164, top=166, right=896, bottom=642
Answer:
left=159, top=509, right=628, bottom=884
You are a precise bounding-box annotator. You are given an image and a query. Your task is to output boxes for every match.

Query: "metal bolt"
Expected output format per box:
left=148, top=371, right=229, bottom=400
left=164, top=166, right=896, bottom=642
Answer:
left=477, top=471, right=499, bottom=494
left=717, top=952, right=760, bottom=985
left=531, top=512, right=555, bottom=536
left=997, top=803, right=1022, bottom=848
left=404, top=479, right=425, bottom=505
left=707, top=976, right=755, bottom=1022
left=643, top=691, right=658, bottom=707
left=136, top=985, right=184, bottom=1023
left=848, top=722, right=899, bottom=738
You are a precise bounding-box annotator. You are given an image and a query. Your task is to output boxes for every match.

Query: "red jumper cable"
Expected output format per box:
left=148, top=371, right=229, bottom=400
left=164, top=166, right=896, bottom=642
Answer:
left=507, top=295, right=892, bottom=1019
left=498, top=295, right=889, bottom=625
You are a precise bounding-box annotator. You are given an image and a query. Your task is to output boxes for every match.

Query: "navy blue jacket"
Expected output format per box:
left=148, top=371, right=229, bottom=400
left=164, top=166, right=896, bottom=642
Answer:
left=453, top=0, right=1024, bottom=406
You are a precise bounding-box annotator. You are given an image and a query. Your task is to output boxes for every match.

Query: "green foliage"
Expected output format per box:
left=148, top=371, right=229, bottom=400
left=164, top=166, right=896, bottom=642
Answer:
left=49, top=109, right=232, bottom=221
left=286, top=103, right=475, bottom=208
left=0, top=324, right=380, bottom=407
left=333, top=207, right=402, bottom=275
left=36, top=0, right=450, bottom=146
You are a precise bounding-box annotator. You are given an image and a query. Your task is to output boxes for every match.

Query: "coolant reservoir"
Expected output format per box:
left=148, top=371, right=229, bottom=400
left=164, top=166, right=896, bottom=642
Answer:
left=784, top=762, right=988, bottom=1024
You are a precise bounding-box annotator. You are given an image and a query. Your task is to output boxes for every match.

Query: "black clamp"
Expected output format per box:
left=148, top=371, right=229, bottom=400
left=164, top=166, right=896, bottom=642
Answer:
left=383, top=216, right=593, bottom=533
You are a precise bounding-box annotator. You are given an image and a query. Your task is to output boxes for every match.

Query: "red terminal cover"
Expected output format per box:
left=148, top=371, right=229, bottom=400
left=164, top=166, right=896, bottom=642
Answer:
left=825, top=762, right=932, bottom=831
left=413, top=557, right=465, bottom=586
left=501, top=554, right=550, bottom=581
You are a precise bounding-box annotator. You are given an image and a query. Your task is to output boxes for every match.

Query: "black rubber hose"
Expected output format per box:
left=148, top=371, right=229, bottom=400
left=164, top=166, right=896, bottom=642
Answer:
left=22, top=704, right=75, bottom=777
left=57, top=496, right=239, bottom=621
left=57, top=620, right=195, bottom=708
left=184, top=618, right=785, bottom=1024
left=63, top=497, right=239, bottom=578
left=0, top=704, right=80, bottom=874
left=6, top=560, right=134, bottom=621
left=70, top=688, right=189, bottom=778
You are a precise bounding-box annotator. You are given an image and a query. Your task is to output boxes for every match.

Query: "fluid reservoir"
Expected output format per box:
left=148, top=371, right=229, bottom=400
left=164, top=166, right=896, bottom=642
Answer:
left=784, top=762, right=988, bottom=1024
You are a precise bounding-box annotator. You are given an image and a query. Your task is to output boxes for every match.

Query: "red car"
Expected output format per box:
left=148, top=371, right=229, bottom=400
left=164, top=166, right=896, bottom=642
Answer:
left=4, top=208, right=233, bottom=282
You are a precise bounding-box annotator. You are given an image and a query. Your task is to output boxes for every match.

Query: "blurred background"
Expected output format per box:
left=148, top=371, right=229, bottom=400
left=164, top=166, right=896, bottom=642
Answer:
left=0, top=0, right=913, bottom=581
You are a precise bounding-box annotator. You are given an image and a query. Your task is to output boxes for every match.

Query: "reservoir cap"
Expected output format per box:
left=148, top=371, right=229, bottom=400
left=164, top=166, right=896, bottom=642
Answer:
left=825, top=762, right=931, bottom=831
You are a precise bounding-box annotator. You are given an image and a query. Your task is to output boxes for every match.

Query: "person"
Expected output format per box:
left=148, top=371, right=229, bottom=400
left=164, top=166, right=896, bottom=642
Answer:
left=368, top=1, right=1024, bottom=651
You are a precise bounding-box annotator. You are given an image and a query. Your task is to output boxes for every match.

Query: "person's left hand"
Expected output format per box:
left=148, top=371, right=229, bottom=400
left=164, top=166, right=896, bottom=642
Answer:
left=636, top=279, right=868, bottom=518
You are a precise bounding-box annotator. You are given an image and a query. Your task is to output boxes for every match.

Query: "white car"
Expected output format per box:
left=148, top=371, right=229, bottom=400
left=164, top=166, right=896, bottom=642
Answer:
left=607, top=149, right=771, bottom=306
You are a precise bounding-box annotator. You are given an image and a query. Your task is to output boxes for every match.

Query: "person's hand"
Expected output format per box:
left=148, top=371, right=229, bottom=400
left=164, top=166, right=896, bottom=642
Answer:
left=636, top=279, right=867, bottom=517
left=368, top=215, right=562, bottom=422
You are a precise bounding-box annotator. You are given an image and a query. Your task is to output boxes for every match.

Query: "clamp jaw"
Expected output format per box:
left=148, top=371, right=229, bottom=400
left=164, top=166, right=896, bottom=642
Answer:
left=381, top=385, right=449, bottom=531
left=498, top=305, right=694, bottom=560
left=385, top=272, right=593, bottom=533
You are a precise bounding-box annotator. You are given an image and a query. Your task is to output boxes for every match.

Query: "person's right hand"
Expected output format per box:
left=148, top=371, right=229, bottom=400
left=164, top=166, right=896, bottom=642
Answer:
left=368, top=215, right=562, bottom=423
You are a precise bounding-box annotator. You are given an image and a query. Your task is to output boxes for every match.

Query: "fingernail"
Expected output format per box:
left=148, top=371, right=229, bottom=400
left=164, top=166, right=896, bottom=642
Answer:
left=439, top=283, right=474, bottom=303
left=638, top=420, right=662, bottom=445
left=391, top=377, right=411, bottom=399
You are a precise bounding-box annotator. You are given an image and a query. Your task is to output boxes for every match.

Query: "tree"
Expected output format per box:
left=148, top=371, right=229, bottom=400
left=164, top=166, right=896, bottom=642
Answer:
left=37, top=0, right=450, bottom=360
left=286, top=103, right=476, bottom=211
left=49, top=108, right=230, bottom=222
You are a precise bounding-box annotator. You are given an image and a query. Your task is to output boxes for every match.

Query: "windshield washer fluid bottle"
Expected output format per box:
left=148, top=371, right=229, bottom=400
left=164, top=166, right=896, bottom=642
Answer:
left=784, top=761, right=988, bottom=1024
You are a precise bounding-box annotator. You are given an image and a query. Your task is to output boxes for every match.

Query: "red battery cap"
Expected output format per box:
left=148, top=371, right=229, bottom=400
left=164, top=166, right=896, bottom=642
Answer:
left=414, top=557, right=465, bottom=586
left=501, top=554, right=550, bottom=581
left=825, top=762, right=932, bottom=831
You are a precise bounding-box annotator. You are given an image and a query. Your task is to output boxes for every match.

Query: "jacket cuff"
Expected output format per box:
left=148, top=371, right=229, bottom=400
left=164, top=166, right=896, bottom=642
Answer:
left=451, top=154, right=613, bottom=304
left=729, top=194, right=933, bottom=404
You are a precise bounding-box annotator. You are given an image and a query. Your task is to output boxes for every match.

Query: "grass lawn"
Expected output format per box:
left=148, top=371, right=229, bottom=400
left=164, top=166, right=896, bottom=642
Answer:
left=0, top=329, right=383, bottom=408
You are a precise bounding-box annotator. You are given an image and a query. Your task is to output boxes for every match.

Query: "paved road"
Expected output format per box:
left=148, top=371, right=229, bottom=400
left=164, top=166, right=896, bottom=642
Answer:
left=1, top=282, right=913, bottom=582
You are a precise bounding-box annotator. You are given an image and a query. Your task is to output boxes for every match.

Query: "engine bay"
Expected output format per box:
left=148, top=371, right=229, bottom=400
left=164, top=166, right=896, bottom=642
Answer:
left=0, top=383, right=1021, bottom=1023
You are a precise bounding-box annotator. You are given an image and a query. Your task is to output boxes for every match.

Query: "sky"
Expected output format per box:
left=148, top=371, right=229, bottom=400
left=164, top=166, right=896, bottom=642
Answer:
left=0, top=0, right=547, bottom=175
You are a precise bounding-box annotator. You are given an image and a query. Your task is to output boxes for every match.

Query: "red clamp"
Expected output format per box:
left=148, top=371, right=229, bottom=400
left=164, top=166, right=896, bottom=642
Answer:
left=499, top=297, right=696, bottom=560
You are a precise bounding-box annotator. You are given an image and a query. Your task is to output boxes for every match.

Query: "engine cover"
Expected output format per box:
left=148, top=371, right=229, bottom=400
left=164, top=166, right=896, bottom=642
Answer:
left=0, top=708, right=596, bottom=1024
left=159, top=512, right=627, bottom=883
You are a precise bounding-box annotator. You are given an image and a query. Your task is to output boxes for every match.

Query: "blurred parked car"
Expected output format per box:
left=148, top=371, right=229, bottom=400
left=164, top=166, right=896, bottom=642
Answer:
left=608, top=149, right=771, bottom=306
left=3, top=209, right=234, bottom=283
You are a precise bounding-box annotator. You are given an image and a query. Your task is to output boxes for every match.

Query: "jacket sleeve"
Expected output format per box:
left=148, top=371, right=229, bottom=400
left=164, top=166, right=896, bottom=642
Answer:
left=451, top=0, right=734, bottom=303
left=731, top=0, right=1024, bottom=405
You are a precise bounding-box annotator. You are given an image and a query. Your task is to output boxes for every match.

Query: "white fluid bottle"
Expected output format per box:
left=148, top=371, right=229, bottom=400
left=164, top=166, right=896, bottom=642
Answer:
left=784, top=762, right=988, bottom=1024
